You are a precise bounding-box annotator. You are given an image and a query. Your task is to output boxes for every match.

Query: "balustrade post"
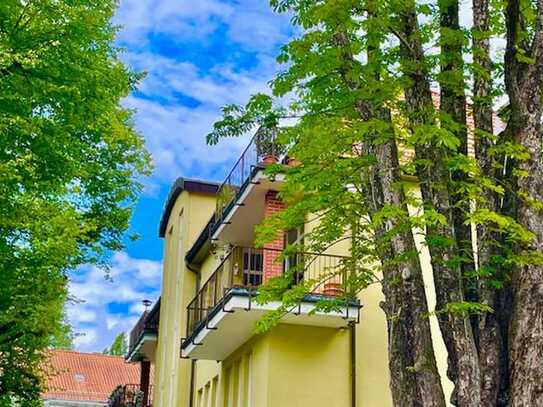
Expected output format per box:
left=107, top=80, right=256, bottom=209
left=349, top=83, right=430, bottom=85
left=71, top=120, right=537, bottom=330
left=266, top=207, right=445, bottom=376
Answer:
left=213, top=273, right=218, bottom=306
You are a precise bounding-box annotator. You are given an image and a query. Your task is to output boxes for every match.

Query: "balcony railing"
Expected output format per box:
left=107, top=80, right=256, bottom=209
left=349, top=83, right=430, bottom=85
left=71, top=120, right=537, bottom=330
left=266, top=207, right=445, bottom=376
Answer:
left=128, top=310, right=158, bottom=357
left=186, top=246, right=352, bottom=338
left=215, top=127, right=286, bottom=226
left=108, top=384, right=154, bottom=407
left=185, top=128, right=296, bottom=264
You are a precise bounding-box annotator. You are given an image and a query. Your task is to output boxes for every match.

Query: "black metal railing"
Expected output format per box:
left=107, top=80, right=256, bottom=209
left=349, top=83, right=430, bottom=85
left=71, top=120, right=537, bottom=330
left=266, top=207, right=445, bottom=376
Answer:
left=108, top=384, right=154, bottom=407
left=185, top=127, right=295, bottom=265
left=128, top=311, right=158, bottom=357
left=185, top=246, right=351, bottom=338
left=215, top=127, right=286, bottom=227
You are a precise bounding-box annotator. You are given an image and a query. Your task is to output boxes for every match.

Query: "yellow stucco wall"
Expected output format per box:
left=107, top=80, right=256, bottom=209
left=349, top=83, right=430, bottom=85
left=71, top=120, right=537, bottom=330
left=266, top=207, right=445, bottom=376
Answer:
left=193, top=324, right=351, bottom=407
left=153, top=182, right=453, bottom=407
left=355, top=275, right=393, bottom=407
left=153, top=190, right=217, bottom=407
left=266, top=324, right=351, bottom=407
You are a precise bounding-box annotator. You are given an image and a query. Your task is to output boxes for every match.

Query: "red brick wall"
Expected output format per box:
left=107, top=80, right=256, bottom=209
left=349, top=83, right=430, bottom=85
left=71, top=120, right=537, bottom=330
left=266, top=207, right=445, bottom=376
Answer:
left=263, top=190, right=285, bottom=282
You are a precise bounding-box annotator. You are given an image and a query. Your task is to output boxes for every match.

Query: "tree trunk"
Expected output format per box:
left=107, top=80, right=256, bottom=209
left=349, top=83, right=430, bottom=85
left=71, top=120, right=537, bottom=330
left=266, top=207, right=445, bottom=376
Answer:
left=332, top=25, right=446, bottom=406
left=362, top=107, right=446, bottom=407
left=372, top=141, right=447, bottom=407
left=395, top=2, right=482, bottom=405
left=503, top=0, right=543, bottom=404
left=471, top=0, right=509, bottom=404
left=507, top=99, right=543, bottom=407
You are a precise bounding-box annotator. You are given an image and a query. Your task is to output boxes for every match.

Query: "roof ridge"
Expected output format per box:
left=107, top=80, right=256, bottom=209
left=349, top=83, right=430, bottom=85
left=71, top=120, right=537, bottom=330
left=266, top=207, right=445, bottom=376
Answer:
left=48, top=349, right=126, bottom=359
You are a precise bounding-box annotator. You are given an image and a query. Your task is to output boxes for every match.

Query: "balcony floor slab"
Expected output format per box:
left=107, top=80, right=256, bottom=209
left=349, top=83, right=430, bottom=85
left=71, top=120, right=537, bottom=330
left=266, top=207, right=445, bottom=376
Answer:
left=126, top=332, right=158, bottom=363
left=181, top=289, right=360, bottom=360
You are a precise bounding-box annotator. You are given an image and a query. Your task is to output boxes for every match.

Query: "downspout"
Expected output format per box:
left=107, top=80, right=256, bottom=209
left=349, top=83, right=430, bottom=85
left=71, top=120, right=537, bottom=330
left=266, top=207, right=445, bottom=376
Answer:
left=349, top=225, right=357, bottom=407
left=189, top=360, right=197, bottom=407
left=187, top=261, right=201, bottom=407
left=186, top=261, right=200, bottom=273
left=350, top=321, right=356, bottom=407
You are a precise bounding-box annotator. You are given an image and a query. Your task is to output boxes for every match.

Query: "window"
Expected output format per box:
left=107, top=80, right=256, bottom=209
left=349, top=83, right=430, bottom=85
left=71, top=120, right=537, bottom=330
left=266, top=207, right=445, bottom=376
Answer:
left=211, top=376, right=218, bottom=407
left=223, top=353, right=252, bottom=407
left=284, top=227, right=304, bottom=284
left=203, top=383, right=210, bottom=407
left=242, top=248, right=263, bottom=286
left=223, top=367, right=231, bottom=407
left=196, top=389, right=203, bottom=407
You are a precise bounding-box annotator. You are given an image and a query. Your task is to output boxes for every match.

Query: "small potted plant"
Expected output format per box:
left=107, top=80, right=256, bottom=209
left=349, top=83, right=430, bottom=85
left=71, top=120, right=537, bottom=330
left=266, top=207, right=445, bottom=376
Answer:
left=284, top=155, right=301, bottom=167
left=323, top=281, right=344, bottom=297
left=256, top=126, right=285, bottom=164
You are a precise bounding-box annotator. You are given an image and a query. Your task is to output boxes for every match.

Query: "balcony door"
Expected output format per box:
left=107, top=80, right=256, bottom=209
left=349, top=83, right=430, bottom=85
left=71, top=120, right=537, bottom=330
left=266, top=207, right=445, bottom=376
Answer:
left=242, top=248, right=263, bottom=287
left=284, top=227, right=304, bottom=284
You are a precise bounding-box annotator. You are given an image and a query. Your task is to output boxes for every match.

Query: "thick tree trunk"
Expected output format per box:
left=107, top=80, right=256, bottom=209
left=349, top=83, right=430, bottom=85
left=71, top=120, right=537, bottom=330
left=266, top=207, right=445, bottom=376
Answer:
left=507, top=103, right=543, bottom=407
left=396, top=3, right=482, bottom=405
left=363, top=108, right=446, bottom=407
left=471, top=0, right=508, bottom=404
left=438, top=0, right=471, bottom=272
left=504, top=1, right=543, bottom=405
left=332, top=26, right=446, bottom=406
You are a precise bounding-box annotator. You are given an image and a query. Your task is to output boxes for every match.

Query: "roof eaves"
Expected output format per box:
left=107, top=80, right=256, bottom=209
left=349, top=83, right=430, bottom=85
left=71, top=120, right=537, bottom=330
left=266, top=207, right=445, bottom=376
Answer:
left=158, top=177, right=220, bottom=238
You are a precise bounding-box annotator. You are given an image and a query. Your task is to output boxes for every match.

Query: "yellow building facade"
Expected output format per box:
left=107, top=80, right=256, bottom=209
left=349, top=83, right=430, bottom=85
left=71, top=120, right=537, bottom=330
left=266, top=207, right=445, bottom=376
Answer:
left=126, top=134, right=454, bottom=407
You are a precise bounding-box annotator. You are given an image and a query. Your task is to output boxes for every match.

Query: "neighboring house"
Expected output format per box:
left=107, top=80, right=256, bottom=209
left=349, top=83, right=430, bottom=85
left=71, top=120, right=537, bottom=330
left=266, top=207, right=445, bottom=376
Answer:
left=126, top=126, right=476, bottom=406
left=43, top=350, right=146, bottom=407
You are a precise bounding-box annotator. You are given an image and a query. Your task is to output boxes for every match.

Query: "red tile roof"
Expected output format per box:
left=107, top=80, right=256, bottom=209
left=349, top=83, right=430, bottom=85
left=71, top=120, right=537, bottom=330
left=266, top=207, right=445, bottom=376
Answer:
left=42, top=350, right=141, bottom=402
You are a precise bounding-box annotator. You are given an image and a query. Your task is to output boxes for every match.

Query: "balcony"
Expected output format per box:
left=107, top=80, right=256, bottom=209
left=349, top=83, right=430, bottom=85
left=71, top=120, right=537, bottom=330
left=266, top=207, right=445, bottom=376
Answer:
left=186, top=127, right=289, bottom=263
left=181, top=247, right=360, bottom=360
left=126, top=300, right=160, bottom=363
left=108, top=384, right=154, bottom=407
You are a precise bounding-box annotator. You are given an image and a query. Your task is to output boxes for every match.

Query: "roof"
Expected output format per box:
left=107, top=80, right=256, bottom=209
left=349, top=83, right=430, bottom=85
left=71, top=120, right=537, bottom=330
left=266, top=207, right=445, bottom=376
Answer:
left=42, top=350, right=141, bottom=402
left=158, top=177, right=220, bottom=238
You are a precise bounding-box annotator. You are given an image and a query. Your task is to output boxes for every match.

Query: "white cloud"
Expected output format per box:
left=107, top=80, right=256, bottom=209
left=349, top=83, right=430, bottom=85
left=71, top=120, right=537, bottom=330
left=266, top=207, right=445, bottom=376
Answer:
left=121, top=53, right=270, bottom=183
left=129, top=302, right=146, bottom=315
left=115, top=0, right=233, bottom=47
left=68, top=252, right=162, bottom=352
left=106, top=317, right=121, bottom=330
left=112, top=0, right=293, bottom=186
left=115, top=0, right=291, bottom=53
left=67, top=307, right=96, bottom=324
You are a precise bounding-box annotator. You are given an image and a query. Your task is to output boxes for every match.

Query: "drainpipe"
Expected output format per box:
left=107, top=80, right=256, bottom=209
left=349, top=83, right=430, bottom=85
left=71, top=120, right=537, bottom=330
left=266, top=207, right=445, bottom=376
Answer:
left=349, top=223, right=357, bottom=407
left=350, top=321, right=356, bottom=407
left=189, top=360, right=196, bottom=407
left=188, top=268, right=201, bottom=407
left=186, top=261, right=200, bottom=273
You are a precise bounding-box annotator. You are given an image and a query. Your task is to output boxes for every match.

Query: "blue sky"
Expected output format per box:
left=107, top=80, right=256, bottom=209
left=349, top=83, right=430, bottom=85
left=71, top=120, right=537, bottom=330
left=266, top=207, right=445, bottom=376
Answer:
left=68, top=0, right=294, bottom=352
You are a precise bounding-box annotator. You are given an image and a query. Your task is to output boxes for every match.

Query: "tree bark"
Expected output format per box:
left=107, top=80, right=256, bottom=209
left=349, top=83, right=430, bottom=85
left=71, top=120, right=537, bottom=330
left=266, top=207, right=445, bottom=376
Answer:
left=471, top=0, right=508, bottom=405
left=504, top=0, right=543, bottom=405
left=362, top=106, right=446, bottom=407
left=506, top=92, right=543, bottom=407
left=333, top=25, right=446, bottom=406
left=395, top=2, right=482, bottom=405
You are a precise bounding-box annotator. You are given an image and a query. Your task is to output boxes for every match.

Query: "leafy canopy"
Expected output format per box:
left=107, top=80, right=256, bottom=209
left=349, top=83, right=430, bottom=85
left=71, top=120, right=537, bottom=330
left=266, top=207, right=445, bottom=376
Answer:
left=0, top=0, right=150, bottom=404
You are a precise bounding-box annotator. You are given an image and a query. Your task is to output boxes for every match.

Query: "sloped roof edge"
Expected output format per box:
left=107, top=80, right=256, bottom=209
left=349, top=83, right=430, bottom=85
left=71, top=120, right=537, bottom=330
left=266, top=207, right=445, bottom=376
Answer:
left=158, top=177, right=220, bottom=238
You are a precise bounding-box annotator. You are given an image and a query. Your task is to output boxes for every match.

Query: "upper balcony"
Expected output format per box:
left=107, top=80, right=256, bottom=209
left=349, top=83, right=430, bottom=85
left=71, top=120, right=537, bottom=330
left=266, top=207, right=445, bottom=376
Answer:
left=126, top=299, right=160, bottom=363
left=186, top=128, right=292, bottom=263
left=181, top=246, right=360, bottom=360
